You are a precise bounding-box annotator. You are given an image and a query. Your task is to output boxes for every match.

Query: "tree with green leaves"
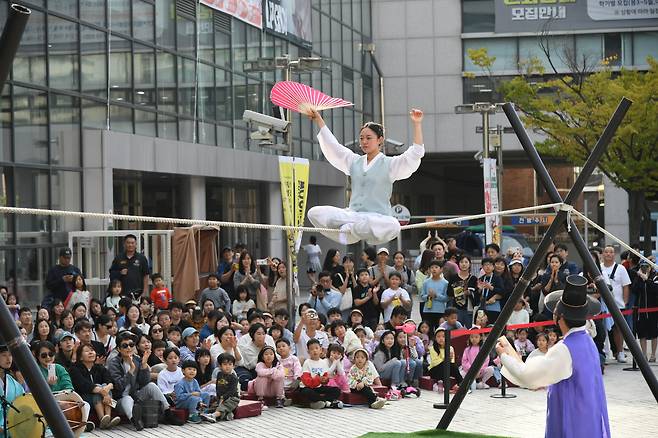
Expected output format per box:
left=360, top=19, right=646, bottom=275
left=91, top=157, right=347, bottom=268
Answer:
left=467, top=46, right=658, bottom=251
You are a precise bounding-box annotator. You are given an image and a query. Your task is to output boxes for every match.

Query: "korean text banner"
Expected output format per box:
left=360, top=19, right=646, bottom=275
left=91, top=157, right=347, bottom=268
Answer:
left=495, top=0, right=658, bottom=33
left=278, top=156, right=309, bottom=253
left=201, top=0, right=263, bottom=29
left=263, top=0, right=312, bottom=49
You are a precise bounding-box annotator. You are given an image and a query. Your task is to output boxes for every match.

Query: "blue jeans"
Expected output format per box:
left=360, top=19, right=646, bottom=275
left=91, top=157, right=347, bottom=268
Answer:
left=457, top=309, right=472, bottom=328
left=176, top=392, right=210, bottom=415
left=378, top=359, right=406, bottom=387
left=405, top=358, right=423, bottom=384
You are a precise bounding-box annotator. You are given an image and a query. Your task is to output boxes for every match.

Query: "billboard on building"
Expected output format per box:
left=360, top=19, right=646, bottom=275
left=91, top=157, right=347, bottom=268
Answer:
left=495, top=0, right=658, bottom=33
left=263, top=0, right=312, bottom=49
left=201, top=0, right=263, bottom=29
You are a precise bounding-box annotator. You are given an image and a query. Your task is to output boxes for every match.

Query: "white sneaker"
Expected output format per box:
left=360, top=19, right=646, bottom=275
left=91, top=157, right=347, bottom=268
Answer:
left=200, top=413, right=216, bottom=423
left=309, top=401, right=325, bottom=409
left=369, top=398, right=386, bottom=409
left=617, top=352, right=627, bottom=363
left=476, top=382, right=490, bottom=390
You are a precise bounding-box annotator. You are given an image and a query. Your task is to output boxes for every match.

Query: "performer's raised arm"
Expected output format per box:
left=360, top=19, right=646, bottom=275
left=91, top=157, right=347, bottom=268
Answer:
left=307, top=108, right=357, bottom=176
left=389, top=109, right=425, bottom=181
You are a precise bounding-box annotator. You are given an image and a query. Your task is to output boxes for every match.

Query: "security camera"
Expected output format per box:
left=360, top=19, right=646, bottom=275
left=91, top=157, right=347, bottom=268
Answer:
left=474, top=150, right=483, bottom=161
left=242, top=110, right=290, bottom=132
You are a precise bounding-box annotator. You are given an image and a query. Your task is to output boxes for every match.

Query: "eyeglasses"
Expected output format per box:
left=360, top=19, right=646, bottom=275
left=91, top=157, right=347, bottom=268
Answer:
left=120, top=342, right=135, bottom=349
left=104, top=325, right=113, bottom=329
left=152, top=328, right=163, bottom=333
left=39, top=352, right=55, bottom=359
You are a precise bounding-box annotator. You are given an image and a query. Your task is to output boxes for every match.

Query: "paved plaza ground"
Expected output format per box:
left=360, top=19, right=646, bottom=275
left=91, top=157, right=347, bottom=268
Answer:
left=86, top=362, right=658, bottom=438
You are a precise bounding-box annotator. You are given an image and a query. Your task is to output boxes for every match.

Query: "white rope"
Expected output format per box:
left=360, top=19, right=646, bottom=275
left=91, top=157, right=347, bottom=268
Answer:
left=0, top=206, right=341, bottom=234
left=399, top=202, right=564, bottom=230
left=571, top=209, right=658, bottom=271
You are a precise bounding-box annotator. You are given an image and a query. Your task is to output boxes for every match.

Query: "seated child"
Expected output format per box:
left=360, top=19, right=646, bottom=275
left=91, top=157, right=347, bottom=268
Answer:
left=547, top=329, right=559, bottom=348
left=157, top=347, right=183, bottom=402
left=174, top=360, right=214, bottom=423
left=372, top=331, right=406, bottom=390
left=354, top=326, right=377, bottom=356
left=393, top=330, right=422, bottom=393
left=438, top=308, right=464, bottom=331
left=507, top=299, right=530, bottom=326
left=167, top=326, right=182, bottom=348
left=326, top=344, right=349, bottom=392
left=348, top=348, right=386, bottom=409
left=514, top=328, right=535, bottom=361
left=195, top=348, right=215, bottom=398
left=527, top=333, right=549, bottom=360
left=276, top=338, right=302, bottom=391
left=460, top=327, right=495, bottom=391
left=214, top=353, right=240, bottom=421
left=248, top=346, right=286, bottom=408
left=299, top=339, right=343, bottom=409
left=428, top=328, right=463, bottom=393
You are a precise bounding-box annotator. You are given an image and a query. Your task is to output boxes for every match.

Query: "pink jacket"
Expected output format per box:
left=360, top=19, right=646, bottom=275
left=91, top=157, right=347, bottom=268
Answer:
left=461, top=346, right=490, bottom=375
left=255, top=362, right=285, bottom=380
left=279, top=355, right=302, bottom=387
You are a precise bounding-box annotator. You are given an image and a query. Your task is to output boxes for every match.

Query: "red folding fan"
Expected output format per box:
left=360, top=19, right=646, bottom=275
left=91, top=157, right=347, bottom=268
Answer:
left=270, top=81, right=353, bottom=113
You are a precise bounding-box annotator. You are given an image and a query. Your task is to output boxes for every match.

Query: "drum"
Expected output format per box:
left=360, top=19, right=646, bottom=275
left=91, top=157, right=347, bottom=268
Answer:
left=7, top=394, right=45, bottom=438
left=57, top=398, right=84, bottom=431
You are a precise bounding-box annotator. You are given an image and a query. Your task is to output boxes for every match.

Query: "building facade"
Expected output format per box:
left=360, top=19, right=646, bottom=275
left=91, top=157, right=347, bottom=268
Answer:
left=0, top=0, right=374, bottom=307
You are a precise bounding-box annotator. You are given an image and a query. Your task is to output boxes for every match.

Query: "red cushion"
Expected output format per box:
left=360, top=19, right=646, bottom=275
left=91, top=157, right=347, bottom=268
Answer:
left=339, top=390, right=368, bottom=405
left=420, top=376, right=435, bottom=390
left=371, top=385, right=388, bottom=398
left=234, top=400, right=262, bottom=419
left=169, top=408, right=189, bottom=422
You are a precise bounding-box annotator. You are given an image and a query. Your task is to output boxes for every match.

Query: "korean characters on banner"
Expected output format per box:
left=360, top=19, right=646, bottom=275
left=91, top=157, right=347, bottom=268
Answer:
left=263, top=0, right=312, bottom=49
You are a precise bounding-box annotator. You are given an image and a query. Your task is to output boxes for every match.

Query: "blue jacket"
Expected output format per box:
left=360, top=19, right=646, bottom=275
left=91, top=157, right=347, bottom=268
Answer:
left=174, top=377, right=201, bottom=404
left=421, top=277, right=449, bottom=313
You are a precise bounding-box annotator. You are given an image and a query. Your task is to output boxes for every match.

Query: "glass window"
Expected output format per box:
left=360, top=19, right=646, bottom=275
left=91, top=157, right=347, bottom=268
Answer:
left=363, top=0, right=371, bottom=36
left=233, top=83, right=247, bottom=127
left=13, top=10, right=46, bottom=86
left=321, top=13, right=330, bottom=57
left=135, top=109, right=156, bottom=137
left=177, top=15, right=196, bottom=58
left=342, top=0, right=351, bottom=26
left=48, top=16, right=79, bottom=91
left=464, top=38, right=518, bottom=72
left=156, top=0, right=176, bottom=49
left=109, top=0, right=131, bottom=35
left=215, top=30, right=231, bottom=69
left=81, top=25, right=107, bottom=98
left=217, top=123, right=232, bottom=147
left=331, top=0, right=341, bottom=18
left=462, top=0, right=495, bottom=33
left=17, top=247, right=50, bottom=308
left=134, top=44, right=156, bottom=107
left=519, top=35, right=572, bottom=72
left=199, top=121, right=216, bottom=146
left=50, top=94, right=80, bottom=167
left=110, top=105, right=133, bottom=133
left=158, top=114, right=178, bottom=139
left=49, top=0, right=78, bottom=17
left=157, top=52, right=177, bottom=113
left=352, top=0, right=362, bottom=32
left=246, top=80, right=260, bottom=113
left=14, top=168, right=50, bottom=244
left=14, top=87, right=48, bottom=164
left=198, top=63, right=215, bottom=121
left=51, top=170, right=82, bottom=244
left=0, top=86, right=11, bottom=162
left=81, top=98, right=107, bottom=129
left=80, top=0, right=106, bottom=27
left=109, top=35, right=132, bottom=102
left=331, top=19, right=341, bottom=63
left=343, top=25, right=353, bottom=68
left=178, top=119, right=195, bottom=143
left=199, top=5, right=214, bottom=63
left=246, top=25, right=261, bottom=66
left=633, top=32, right=658, bottom=66
left=604, top=33, right=622, bottom=67
left=232, top=20, right=246, bottom=73
left=133, top=0, right=155, bottom=42
left=178, top=57, right=196, bottom=116
left=216, top=68, right=231, bottom=121
left=575, top=34, right=603, bottom=69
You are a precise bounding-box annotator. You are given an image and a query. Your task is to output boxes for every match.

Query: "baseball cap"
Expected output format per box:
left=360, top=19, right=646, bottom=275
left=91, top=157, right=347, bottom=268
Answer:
left=639, top=259, right=651, bottom=267
left=56, top=331, right=75, bottom=343
left=377, top=247, right=389, bottom=255
left=59, top=248, right=72, bottom=257
left=181, top=327, right=199, bottom=339
left=508, top=259, right=524, bottom=267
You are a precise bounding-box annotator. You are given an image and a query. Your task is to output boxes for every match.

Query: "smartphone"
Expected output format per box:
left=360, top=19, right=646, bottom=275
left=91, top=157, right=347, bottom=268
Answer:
left=48, top=363, right=56, bottom=380
left=256, top=258, right=268, bottom=266
left=109, top=398, right=117, bottom=408
left=232, top=263, right=239, bottom=270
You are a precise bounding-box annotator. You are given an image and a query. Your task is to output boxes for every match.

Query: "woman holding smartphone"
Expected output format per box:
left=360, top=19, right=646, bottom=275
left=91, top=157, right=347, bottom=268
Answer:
left=447, top=254, right=479, bottom=328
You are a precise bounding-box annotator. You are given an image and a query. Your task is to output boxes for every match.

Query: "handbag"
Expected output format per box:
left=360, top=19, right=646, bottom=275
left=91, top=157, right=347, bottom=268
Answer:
left=337, top=273, right=353, bottom=311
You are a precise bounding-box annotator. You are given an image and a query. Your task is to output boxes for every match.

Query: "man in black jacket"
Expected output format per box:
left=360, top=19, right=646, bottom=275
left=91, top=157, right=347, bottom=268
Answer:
left=43, top=247, right=81, bottom=309
left=107, top=331, right=182, bottom=430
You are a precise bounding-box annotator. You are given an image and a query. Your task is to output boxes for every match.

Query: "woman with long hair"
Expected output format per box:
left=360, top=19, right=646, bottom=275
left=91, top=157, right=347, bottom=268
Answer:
left=233, top=251, right=266, bottom=310
left=323, top=249, right=346, bottom=290
left=447, top=254, right=479, bottom=328
left=268, top=261, right=290, bottom=313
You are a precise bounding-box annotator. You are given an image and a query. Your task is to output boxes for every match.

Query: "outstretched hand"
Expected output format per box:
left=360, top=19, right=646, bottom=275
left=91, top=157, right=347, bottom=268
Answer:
left=306, top=108, right=325, bottom=128
left=409, top=108, right=423, bottom=124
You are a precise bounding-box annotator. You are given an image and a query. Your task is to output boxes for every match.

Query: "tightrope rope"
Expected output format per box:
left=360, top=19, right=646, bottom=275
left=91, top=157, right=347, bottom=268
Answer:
left=570, top=209, right=658, bottom=271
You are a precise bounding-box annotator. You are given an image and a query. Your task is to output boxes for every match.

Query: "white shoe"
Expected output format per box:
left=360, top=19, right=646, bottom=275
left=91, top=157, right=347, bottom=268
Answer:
left=370, top=398, right=386, bottom=409
left=476, top=382, right=490, bottom=390
left=617, top=352, right=627, bottom=363
left=309, top=401, right=325, bottom=409
left=200, top=413, right=217, bottom=423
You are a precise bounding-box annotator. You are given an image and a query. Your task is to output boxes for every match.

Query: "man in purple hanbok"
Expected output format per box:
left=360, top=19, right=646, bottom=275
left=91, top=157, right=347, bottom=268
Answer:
left=496, top=275, right=610, bottom=438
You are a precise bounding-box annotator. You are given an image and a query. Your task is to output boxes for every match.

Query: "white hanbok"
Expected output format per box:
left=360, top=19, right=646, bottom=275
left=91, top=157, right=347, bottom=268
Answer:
left=308, top=126, right=424, bottom=245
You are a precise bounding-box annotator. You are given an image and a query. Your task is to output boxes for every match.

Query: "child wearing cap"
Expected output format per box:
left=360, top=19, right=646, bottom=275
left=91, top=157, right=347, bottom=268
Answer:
left=174, top=360, right=214, bottom=424
left=179, top=327, right=200, bottom=362
left=348, top=348, right=386, bottom=409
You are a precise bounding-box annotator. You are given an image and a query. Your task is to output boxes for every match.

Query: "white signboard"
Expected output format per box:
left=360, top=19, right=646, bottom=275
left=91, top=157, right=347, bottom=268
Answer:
left=392, top=204, right=411, bottom=226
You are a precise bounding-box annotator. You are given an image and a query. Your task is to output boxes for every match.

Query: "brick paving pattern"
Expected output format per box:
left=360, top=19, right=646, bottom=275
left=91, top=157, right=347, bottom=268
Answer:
left=85, top=363, right=658, bottom=438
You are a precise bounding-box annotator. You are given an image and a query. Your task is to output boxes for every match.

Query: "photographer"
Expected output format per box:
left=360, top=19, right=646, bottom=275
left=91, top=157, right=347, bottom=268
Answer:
left=109, top=234, right=150, bottom=301
left=307, top=271, right=342, bottom=318
left=632, top=258, right=658, bottom=362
